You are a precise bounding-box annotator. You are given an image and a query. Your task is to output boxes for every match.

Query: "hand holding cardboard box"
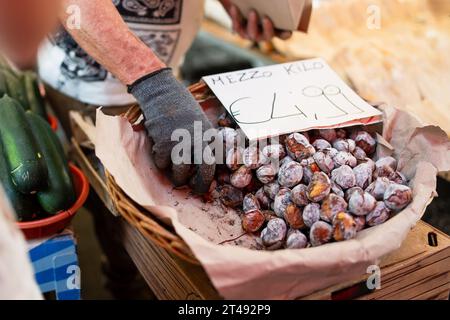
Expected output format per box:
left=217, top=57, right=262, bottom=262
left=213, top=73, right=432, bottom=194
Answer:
left=231, top=0, right=313, bottom=32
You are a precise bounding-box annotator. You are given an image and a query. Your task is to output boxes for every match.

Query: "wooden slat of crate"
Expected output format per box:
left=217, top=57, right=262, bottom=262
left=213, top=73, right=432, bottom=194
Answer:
left=304, top=221, right=450, bottom=300
left=70, top=121, right=450, bottom=300
left=120, top=220, right=220, bottom=300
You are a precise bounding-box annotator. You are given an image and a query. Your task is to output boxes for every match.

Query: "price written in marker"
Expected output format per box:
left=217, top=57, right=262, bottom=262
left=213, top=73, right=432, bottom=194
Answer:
left=203, top=58, right=382, bottom=141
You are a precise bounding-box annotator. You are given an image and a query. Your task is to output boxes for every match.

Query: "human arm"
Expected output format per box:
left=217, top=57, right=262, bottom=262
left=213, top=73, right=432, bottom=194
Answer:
left=59, top=0, right=165, bottom=85
left=59, top=0, right=215, bottom=193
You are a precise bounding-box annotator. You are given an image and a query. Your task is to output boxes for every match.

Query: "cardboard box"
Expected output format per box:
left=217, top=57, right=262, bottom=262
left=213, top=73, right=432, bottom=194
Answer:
left=231, top=0, right=313, bottom=32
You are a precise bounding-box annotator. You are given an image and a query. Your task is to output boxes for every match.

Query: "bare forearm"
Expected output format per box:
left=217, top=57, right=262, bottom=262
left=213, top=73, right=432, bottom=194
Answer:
left=59, top=0, right=165, bottom=85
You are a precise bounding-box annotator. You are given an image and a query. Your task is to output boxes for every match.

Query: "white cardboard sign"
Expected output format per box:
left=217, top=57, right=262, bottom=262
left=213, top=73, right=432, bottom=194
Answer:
left=202, top=58, right=383, bottom=141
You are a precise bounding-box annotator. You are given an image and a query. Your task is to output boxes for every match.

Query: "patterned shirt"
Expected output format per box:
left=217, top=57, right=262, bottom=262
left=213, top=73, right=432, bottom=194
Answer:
left=38, top=0, right=205, bottom=105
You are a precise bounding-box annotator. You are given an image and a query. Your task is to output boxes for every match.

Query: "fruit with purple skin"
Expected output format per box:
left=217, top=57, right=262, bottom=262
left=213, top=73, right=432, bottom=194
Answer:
left=366, top=177, right=391, bottom=201
left=318, top=129, right=337, bottom=142
left=273, top=188, right=293, bottom=218
left=354, top=131, right=377, bottom=155
left=320, top=194, right=348, bottom=222
left=352, top=146, right=367, bottom=161
left=389, top=171, right=407, bottom=185
left=384, top=183, right=412, bottom=211
left=301, top=157, right=320, bottom=185
left=353, top=215, right=366, bottom=231
left=310, top=221, right=333, bottom=246
left=243, top=193, right=260, bottom=212
left=255, top=187, right=270, bottom=209
left=230, top=165, right=253, bottom=189
left=313, top=151, right=335, bottom=174
left=242, top=209, right=265, bottom=233
left=331, top=165, right=356, bottom=190
left=261, top=218, right=287, bottom=249
left=278, top=161, right=303, bottom=188
left=286, top=229, right=308, bottom=249
left=219, top=127, right=241, bottom=150
left=375, top=156, right=397, bottom=178
left=330, top=181, right=345, bottom=198
left=366, top=201, right=391, bottom=226
left=280, top=156, right=294, bottom=167
left=332, top=138, right=350, bottom=152
left=333, top=212, right=357, bottom=241
left=333, top=151, right=357, bottom=168
left=307, top=172, right=331, bottom=202
left=218, top=112, right=235, bottom=128
left=324, top=147, right=339, bottom=159
left=291, top=184, right=309, bottom=206
left=218, top=184, right=243, bottom=208
left=263, top=210, right=277, bottom=222
left=348, top=189, right=376, bottom=216
left=353, top=162, right=373, bottom=189
left=256, top=164, right=277, bottom=184
left=226, top=147, right=243, bottom=171
left=285, top=133, right=315, bottom=161
left=312, top=139, right=331, bottom=151
left=336, top=128, right=347, bottom=139
left=262, top=144, right=286, bottom=160
left=345, top=186, right=363, bottom=202
left=347, top=139, right=356, bottom=153
left=302, top=203, right=321, bottom=227
left=264, top=182, right=280, bottom=200
left=243, top=146, right=266, bottom=169
left=284, top=204, right=305, bottom=229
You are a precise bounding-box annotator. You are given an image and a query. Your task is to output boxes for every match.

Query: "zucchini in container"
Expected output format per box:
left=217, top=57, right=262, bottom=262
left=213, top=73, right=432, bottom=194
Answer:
left=0, top=95, right=47, bottom=194
left=26, top=112, right=75, bottom=214
left=0, top=139, right=39, bottom=221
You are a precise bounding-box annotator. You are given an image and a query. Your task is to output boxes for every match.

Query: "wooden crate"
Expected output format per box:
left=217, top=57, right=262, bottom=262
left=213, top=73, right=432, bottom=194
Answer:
left=70, top=126, right=450, bottom=300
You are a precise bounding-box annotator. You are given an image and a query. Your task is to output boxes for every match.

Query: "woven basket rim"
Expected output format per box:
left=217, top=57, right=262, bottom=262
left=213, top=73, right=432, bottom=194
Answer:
left=106, top=169, right=200, bottom=264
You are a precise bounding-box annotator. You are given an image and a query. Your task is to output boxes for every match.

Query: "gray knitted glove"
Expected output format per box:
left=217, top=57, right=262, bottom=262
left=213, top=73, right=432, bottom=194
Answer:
left=128, top=68, right=216, bottom=194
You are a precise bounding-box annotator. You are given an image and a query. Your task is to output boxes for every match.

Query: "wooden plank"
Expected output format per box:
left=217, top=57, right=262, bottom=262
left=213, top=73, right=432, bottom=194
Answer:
left=120, top=221, right=221, bottom=300
left=359, top=262, right=450, bottom=299
left=376, top=273, right=450, bottom=300
left=70, top=137, right=119, bottom=216
left=299, top=221, right=450, bottom=300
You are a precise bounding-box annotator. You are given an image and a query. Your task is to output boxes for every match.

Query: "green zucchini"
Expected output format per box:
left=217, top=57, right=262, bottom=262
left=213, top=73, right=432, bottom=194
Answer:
left=0, top=95, right=47, bottom=194
left=0, top=139, right=39, bottom=221
left=26, top=112, right=75, bottom=214
left=23, top=72, right=47, bottom=119
left=1, top=69, right=29, bottom=109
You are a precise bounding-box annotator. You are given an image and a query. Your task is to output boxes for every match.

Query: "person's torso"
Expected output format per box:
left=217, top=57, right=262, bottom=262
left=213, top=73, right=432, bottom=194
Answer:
left=38, top=0, right=205, bottom=106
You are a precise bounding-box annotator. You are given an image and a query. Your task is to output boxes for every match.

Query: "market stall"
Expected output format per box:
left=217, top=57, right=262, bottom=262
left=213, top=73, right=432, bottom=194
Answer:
left=1, top=0, right=449, bottom=302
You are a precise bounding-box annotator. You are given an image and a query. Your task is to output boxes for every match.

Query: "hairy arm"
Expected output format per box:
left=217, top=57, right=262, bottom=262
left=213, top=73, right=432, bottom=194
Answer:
left=59, top=0, right=165, bottom=85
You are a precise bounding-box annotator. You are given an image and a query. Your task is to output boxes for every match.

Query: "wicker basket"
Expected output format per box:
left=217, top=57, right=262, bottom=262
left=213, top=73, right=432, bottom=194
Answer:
left=105, top=82, right=213, bottom=265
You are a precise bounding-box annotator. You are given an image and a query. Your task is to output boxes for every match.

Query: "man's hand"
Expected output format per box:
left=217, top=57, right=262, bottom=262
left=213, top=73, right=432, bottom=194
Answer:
left=129, top=69, right=216, bottom=194
left=219, top=0, right=292, bottom=42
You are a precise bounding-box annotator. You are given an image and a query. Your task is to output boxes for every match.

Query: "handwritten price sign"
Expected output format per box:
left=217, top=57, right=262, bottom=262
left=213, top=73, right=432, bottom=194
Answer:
left=203, top=58, right=382, bottom=141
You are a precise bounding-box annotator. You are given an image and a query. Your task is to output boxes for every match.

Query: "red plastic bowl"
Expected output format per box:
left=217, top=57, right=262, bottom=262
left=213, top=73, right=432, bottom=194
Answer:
left=17, top=164, right=89, bottom=239
left=47, top=115, right=58, bottom=131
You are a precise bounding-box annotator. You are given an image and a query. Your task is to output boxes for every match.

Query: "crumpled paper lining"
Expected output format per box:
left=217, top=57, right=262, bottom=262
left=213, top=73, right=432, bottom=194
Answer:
left=95, top=105, right=449, bottom=299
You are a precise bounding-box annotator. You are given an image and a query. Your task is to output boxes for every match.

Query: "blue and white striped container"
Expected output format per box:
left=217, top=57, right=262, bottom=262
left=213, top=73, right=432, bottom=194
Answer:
left=27, top=229, right=81, bottom=300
